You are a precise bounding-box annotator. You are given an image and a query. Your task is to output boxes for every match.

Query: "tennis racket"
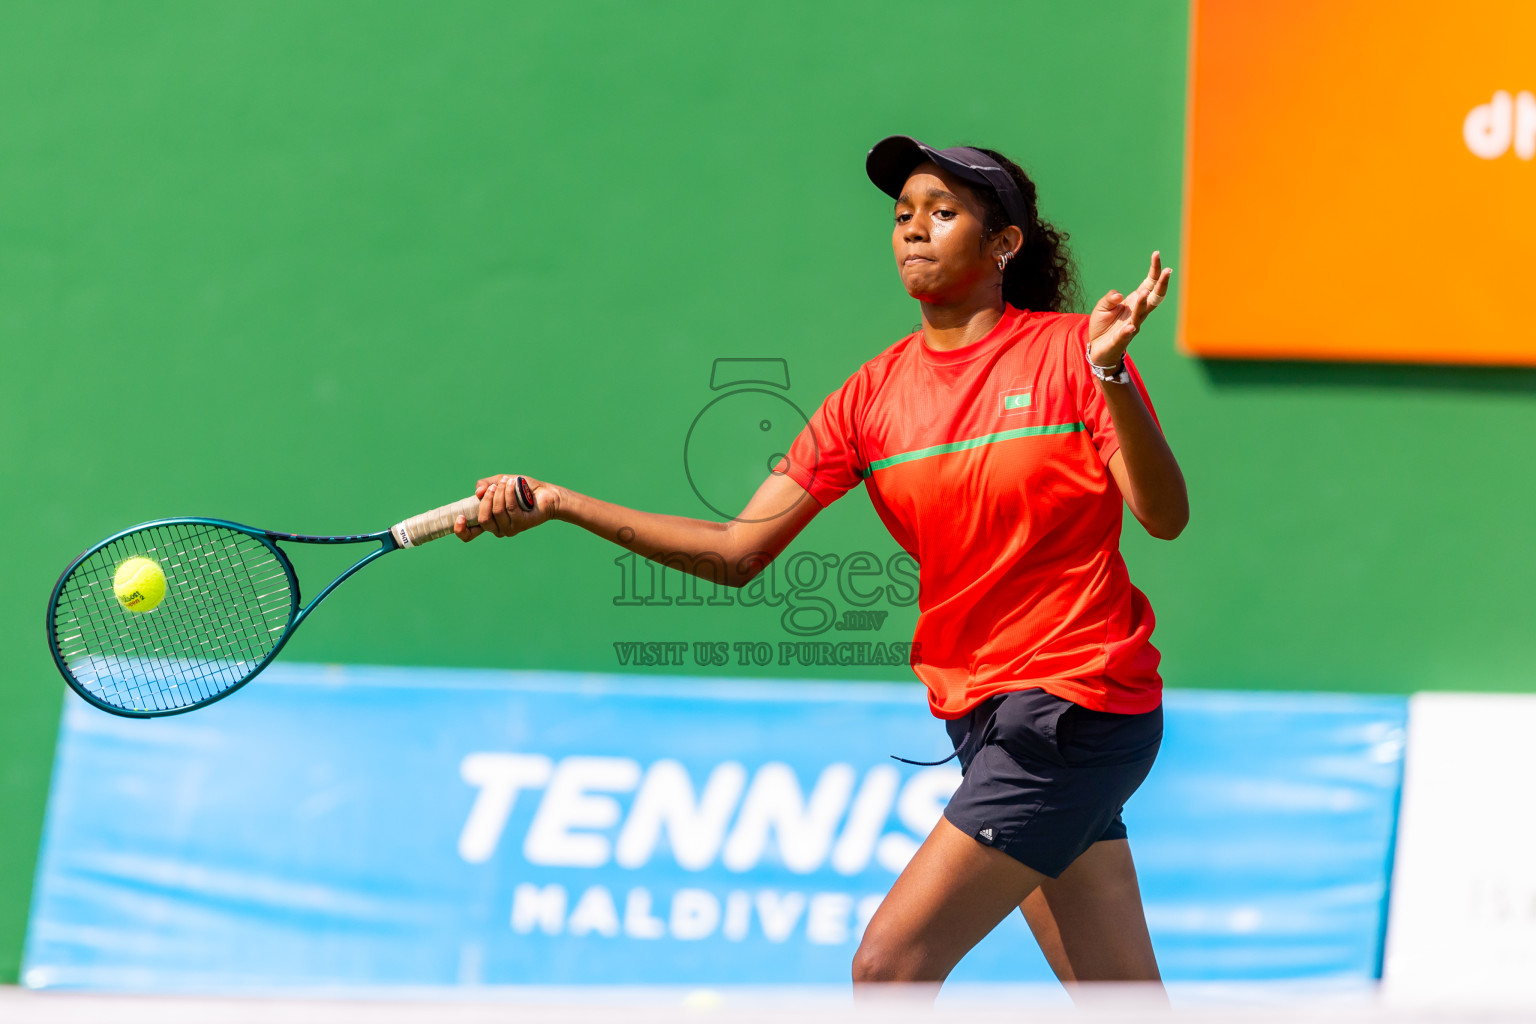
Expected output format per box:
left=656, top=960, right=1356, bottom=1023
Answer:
left=46, top=478, right=535, bottom=718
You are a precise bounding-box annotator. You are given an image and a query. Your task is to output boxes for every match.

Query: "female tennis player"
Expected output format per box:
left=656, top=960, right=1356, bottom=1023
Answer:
left=456, top=135, right=1186, bottom=992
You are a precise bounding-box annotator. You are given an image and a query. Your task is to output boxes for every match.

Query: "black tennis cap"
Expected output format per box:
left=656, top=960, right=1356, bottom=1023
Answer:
left=866, top=135, right=1031, bottom=240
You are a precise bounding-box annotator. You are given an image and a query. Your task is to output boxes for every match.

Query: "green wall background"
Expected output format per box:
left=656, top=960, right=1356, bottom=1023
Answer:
left=3, top=0, right=1532, bottom=983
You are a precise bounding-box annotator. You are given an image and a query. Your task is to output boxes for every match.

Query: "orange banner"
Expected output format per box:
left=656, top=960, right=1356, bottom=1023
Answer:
left=1179, top=0, right=1536, bottom=365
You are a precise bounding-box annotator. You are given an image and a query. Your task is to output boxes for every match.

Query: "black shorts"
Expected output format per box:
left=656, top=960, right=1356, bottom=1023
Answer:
left=941, top=687, right=1162, bottom=878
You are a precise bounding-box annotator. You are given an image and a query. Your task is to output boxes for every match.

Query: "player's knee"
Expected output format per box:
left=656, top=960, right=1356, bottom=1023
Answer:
left=851, top=936, right=922, bottom=984
left=851, top=941, right=892, bottom=983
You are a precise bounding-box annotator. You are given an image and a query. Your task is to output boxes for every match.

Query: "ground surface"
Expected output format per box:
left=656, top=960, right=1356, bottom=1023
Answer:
left=4, top=985, right=1536, bottom=1023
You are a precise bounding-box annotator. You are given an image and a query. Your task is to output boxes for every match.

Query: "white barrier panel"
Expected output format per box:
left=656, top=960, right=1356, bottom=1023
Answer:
left=1384, top=693, right=1536, bottom=1000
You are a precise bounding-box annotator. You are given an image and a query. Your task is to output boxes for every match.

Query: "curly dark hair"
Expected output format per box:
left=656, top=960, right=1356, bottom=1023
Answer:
left=966, top=147, right=1081, bottom=314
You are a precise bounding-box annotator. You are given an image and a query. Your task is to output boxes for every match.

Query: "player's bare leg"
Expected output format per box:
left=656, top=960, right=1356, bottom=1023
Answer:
left=1018, top=839, right=1165, bottom=1000
left=852, top=817, right=1047, bottom=988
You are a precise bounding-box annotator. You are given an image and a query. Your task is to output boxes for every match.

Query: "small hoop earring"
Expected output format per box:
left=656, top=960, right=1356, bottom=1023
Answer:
left=996, top=252, right=1012, bottom=272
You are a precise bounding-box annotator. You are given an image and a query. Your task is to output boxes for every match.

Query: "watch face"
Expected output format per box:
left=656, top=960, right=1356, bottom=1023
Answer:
left=683, top=387, right=815, bottom=523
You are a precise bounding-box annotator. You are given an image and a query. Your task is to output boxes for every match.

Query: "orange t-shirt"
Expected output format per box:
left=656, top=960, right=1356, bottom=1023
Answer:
left=777, top=304, right=1163, bottom=718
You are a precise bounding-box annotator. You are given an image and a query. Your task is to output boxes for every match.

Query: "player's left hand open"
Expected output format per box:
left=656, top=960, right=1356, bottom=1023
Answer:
left=455, top=474, right=557, bottom=541
left=1087, top=251, right=1172, bottom=368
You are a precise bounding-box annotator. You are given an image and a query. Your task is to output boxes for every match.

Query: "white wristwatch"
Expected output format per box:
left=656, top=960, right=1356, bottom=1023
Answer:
left=1086, top=342, right=1130, bottom=384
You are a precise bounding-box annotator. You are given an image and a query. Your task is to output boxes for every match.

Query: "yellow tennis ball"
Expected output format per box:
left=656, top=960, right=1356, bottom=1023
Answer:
left=114, top=556, right=166, bottom=613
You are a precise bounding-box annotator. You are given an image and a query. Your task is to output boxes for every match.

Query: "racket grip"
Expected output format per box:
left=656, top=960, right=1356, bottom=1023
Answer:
left=391, top=496, right=482, bottom=548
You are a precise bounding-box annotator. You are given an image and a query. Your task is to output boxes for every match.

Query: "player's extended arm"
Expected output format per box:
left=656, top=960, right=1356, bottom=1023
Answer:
left=1087, top=251, right=1189, bottom=541
left=453, top=470, right=820, bottom=587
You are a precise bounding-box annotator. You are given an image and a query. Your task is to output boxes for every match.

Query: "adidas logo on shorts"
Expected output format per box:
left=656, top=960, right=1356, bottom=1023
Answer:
left=979, top=827, right=994, bottom=842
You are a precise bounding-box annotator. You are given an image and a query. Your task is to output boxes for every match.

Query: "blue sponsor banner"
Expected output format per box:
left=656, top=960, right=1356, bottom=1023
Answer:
left=23, top=665, right=1405, bottom=990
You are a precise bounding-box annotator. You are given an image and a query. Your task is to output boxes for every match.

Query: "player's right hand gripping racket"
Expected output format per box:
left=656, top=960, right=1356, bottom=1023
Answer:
left=46, top=478, right=535, bottom=718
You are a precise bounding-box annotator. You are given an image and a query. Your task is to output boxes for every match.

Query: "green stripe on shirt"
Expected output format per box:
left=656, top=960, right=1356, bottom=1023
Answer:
left=862, top=421, right=1086, bottom=476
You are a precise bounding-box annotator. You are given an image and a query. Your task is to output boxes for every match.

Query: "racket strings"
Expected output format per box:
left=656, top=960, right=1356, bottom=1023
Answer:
left=51, top=523, right=295, bottom=713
